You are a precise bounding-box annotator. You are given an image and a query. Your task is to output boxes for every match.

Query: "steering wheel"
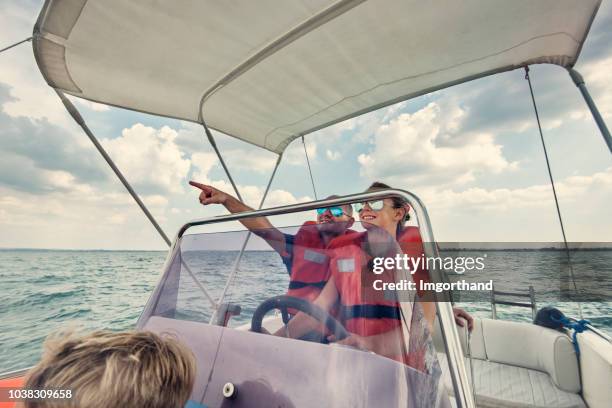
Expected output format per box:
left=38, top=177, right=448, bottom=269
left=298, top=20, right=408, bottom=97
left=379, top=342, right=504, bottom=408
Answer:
left=251, top=295, right=349, bottom=341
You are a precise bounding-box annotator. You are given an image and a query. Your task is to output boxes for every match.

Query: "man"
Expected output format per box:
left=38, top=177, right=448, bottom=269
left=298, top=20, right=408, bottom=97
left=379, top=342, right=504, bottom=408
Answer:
left=189, top=181, right=355, bottom=305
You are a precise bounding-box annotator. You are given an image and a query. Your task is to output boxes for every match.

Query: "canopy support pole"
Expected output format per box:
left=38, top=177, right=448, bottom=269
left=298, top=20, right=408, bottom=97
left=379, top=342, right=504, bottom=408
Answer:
left=302, top=136, right=318, bottom=199
left=524, top=67, right=582, bottom=318
left=210, top=153, right=283, bottom=324
left=567, top=68, right=612, bottom=154
left=54, top=89, right=171, bottom=247
left=202, top=122, right=243, bottom=201
left=0, top=37, right=32, bottom=54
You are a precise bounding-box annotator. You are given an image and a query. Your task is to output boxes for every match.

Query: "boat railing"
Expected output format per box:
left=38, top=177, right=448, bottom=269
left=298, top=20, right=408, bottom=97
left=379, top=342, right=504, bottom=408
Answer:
left=490, top=284, right=537, bottom=320
left=0, top=366, right=29, bottom=381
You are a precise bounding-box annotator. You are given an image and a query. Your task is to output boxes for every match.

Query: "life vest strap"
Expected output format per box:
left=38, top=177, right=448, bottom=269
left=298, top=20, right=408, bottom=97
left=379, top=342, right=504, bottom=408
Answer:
left=339, top=304, right=401, bottom=321
left=288, top=280, right=327, bottom=290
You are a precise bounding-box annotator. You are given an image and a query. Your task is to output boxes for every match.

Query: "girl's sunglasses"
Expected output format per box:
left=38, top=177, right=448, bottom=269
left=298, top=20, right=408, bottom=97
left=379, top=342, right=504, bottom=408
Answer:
left=316, top=206, right=347, bottom=217
left=354, top=200, right=385, bottom=212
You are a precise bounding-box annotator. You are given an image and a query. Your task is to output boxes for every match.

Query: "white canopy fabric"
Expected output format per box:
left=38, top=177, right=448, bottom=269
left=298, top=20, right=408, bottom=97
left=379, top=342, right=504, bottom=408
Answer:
left=34, top=0, right=601, bottom=154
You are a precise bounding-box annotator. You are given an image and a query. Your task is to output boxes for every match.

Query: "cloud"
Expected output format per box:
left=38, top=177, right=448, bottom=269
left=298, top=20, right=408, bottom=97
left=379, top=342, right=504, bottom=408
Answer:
left=357, top=102, right=517, bottom=188
left=326, top=149, right=341, bottom=160
left=190, top=152, right=218, bottom=183
left=443, top=54, right=612, bottom=137
left=71, top=96, right=110, bottom=112
left=174, top=123, right=280, bottom=173
left=0, top=182, right=174, bottom=248
left=405, top=167, right=612, bottom=242
left=101, top=123, right=191, bottom=194
left=189, top=150, right=311, bottom=208
left=220, top=149, right=278, bottom=173
left=577, top=0, right=612, bottom=64
left=0, top=2, right=74, bottom=128
left=192, top=173, right=310, bottom=210
left=0, top=83, right=108, bottom=192
left=1, top=0, right=611, bottom=248
left=282, top=137, right=317, bottom=166
left=420, top=167, right=612, bottom=212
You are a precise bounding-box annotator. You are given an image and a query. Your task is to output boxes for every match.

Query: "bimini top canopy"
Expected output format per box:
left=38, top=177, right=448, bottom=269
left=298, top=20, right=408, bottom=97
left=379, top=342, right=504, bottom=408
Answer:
left=34, top=0, right=601, bottom=153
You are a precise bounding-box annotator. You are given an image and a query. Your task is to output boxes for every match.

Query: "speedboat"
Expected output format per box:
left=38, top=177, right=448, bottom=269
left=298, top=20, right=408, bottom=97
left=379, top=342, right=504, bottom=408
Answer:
left=1, top=1, right=611, bottom=407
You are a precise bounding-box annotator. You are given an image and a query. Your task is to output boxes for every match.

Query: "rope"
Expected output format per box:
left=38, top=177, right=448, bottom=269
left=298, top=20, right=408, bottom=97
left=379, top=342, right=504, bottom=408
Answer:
left=551, top=314, right=590, bottom=356
left=0, top=37, right=32, bottom=54
left=302, top=136, right=318, bottom=199
left=524, top=66, right=582, bottom=319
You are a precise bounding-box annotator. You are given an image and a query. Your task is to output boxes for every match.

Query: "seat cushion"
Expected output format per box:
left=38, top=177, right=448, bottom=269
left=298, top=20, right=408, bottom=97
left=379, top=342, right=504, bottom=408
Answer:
left=437, top=353, right=585, bottom=408
left=480, top=319, right=580, bottom=392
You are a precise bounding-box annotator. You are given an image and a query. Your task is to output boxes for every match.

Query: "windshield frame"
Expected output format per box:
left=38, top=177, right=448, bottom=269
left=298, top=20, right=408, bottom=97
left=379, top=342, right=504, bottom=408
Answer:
left=142, top=188, right=476, bottom=407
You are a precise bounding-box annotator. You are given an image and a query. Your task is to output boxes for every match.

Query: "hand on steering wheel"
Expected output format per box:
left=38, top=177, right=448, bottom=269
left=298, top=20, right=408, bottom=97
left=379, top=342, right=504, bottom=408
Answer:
left=250, top=295, right=349, bottom=342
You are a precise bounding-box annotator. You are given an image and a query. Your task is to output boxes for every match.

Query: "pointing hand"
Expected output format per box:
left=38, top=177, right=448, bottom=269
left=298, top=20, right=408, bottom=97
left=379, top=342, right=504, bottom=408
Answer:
left=189, top=181, right=228, bottom=206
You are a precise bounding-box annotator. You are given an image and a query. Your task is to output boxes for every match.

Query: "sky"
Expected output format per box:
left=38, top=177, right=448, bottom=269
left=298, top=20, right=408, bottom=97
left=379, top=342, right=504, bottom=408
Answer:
left=0, top=1, right=611, bottom=250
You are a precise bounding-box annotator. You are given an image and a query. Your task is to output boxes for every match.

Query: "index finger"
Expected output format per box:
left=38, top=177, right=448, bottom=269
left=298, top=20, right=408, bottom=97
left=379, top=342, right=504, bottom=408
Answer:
left=189, top=180, right=210, bottom=191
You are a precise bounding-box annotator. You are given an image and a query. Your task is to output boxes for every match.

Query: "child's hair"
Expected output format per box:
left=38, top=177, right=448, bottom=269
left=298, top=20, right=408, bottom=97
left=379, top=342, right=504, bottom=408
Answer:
left=24, top=330, right=196, bottom=408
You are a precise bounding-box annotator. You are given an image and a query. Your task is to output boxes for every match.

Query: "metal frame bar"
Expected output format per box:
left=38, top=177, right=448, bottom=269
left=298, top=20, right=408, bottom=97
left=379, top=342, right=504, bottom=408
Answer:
left=0, top=367, right=30, bottom=380
left=568, top=68, right=612, bottom=154
left=529, top=285, right=537, bottom=320
left=0, top=37, right=32, bottom=54
left=203, top=122, right=243, bottom=201
left=584, top=322, right=612, bottom=343
left=492, top=290, right=531, bottom=297
left=490, top=285, right=537, bottom=319
left=491, top=283, right=497, bottom=319
left=494, top=300, right=534, bottom=308
left=55, top=90, right=171, bottom=246
left=201, top=120, right=284, bottom=323
left=177, top=188, right=474, bottom=407
left=136, top=237, right=182, bottom=327
left=208, top=153, right=284, bottom=324
left=180, top=258, right=218, bottom=310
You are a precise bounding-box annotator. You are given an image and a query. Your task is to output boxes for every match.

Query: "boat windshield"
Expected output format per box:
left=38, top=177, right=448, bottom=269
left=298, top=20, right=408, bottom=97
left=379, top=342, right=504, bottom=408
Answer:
left=138, top=205, right=455, bottom=407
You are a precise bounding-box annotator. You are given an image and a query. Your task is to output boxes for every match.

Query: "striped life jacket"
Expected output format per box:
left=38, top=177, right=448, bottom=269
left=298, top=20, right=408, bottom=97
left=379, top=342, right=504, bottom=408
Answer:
left=286, top=221, right=355, bottom=304
left=328, top=227, right=430, bottom=367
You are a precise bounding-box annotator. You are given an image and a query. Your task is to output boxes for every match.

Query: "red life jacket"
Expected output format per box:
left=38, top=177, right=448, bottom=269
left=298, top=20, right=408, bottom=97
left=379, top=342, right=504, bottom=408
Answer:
left=398, top=226, right=430, bottom=298
left=286, top=222, right=356, bottom=304
left=328, top=227, right=431, bottom=367
left=329, top=231, right=402, bottom=335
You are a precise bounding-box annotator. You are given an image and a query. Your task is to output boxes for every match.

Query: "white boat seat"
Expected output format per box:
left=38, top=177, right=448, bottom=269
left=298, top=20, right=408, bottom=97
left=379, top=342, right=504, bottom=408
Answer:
left=433, top=317, right=586, bottom=407
left=437, top=353, right=585, bottom=408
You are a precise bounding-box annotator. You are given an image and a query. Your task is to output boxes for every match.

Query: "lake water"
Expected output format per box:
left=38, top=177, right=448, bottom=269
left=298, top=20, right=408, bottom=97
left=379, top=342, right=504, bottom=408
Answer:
left=0, top=248, right=610, bottom=373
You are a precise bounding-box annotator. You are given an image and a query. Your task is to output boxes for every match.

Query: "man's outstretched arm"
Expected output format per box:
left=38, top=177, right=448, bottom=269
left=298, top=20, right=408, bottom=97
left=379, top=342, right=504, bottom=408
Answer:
left=189, top=181, right=287, bottom=254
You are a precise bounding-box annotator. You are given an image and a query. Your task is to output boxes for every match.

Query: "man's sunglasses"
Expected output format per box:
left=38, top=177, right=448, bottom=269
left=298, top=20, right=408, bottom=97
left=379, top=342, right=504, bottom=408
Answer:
left=353, top=200, right=385, bottom=212
left=316, top=206, right=348, bottom=217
